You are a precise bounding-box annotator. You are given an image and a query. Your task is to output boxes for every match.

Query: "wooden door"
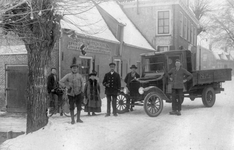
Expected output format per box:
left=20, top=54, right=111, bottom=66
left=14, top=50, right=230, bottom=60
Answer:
left=6, top=65, right=28, bottom=112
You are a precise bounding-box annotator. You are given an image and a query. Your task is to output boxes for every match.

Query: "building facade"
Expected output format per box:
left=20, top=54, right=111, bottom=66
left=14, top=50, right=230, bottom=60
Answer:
left=121, top=0, right=199, bottom=53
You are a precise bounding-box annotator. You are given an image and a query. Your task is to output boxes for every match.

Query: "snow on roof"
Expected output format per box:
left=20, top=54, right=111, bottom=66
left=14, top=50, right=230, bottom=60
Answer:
left=58, top=1, right=119, bottom=44
left=212, top=51, right=221, bottom=60
left=0, top=45, right=27, bottom=54
left=98, top=1, right=155, bottom=51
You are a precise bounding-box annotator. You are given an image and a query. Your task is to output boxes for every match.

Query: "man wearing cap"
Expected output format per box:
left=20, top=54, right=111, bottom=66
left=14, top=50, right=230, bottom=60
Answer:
left=168, top=59, right=193, bottom=116
left=59, top=63, right=84, bottom=124
left=124, top=64, right=140, bottom=111
left=103, top=62, right=121, bottom=117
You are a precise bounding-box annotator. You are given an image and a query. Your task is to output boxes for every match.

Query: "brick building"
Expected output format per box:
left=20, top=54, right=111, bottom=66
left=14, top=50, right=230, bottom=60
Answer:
left=0, top=1, right=155, bottom=111
left=121, top=0, right=199, bottom=53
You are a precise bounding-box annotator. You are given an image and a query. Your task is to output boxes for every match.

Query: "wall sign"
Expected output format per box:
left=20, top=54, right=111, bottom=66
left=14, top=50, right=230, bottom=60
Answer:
left=67, top=37, right=111, bottom=54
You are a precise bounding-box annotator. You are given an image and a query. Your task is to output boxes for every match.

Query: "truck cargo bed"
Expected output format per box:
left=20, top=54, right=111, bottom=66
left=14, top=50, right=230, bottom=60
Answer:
left=192, top=68, right=232, bottom=85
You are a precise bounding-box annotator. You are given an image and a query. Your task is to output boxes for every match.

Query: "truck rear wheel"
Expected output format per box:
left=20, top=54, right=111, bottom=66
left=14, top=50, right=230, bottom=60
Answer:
left=202, top=87, right=216, bottom=107
left=144, top=92, right=163, bottom=117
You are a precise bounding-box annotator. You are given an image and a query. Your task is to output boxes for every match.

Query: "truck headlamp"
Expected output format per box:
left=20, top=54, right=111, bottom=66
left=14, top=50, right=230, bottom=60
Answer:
left=138, top=87, right=144, bottom=95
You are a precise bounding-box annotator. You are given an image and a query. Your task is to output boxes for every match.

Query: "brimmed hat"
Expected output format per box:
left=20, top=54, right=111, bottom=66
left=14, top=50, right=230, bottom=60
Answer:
left=70, top=64, right=79, bottom=68
left=89, top=71, right=97, bottom=77
left=130, top=64, right=137, bottom=69
left=109, top=62, right=116, bottom=66
left=70, top=57, right=79, bottom=68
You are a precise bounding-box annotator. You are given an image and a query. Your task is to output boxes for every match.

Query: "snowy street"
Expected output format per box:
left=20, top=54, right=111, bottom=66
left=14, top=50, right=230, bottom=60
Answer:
left=1, top=78, right=234, bottom=150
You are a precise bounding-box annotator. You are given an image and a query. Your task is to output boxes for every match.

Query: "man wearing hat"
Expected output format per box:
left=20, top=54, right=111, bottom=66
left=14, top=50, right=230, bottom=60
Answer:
left=59, top=62, right=84, bottom=124
left=124, top=64, right=140, bottom=111
left=103, top=62, right=121, bottom=117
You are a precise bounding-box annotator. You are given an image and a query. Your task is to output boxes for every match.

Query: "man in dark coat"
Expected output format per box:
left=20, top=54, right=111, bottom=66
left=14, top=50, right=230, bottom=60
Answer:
left=124, top=64, right=140, bottom=111
left=168, top=59, right=193, bottom=116
left=47, top=68, right=61, bottom=114
left=103, top=62, right=121, bottom=117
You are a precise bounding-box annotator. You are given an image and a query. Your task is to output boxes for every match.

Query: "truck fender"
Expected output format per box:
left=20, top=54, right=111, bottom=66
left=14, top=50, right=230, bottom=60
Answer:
left=143, top=86, right=169, bottom=101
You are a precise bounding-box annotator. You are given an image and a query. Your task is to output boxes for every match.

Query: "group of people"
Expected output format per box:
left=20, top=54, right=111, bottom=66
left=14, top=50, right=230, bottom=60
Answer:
left=47, top=59, right=193, bottom=124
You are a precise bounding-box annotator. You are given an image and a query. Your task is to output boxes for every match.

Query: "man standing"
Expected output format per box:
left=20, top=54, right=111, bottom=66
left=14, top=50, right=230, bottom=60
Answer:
left=103, top=62, right=121, bottom=117
left=47, top=68, right=60, bottom=114
left=59, top=63, right=84, bottom=124
left=124, top=64, right=140, bottom=111
left=168, top=59, right=193, bottom=116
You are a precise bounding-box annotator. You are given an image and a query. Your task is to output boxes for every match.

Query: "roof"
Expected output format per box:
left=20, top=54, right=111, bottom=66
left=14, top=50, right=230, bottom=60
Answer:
left=58, top=1, right=119, bottom=44
left=98, top=1, right=155, bottom=51
left=0, top=45, right=27, bottom=54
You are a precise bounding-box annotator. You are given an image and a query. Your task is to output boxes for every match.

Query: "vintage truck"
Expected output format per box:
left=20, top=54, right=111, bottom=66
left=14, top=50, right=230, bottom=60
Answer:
left=116, top=50, right=232, bottom=117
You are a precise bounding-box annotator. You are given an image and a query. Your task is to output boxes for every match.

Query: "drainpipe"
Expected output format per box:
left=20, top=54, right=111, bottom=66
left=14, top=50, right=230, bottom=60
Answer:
left=58, top=29, right=63, bottom=79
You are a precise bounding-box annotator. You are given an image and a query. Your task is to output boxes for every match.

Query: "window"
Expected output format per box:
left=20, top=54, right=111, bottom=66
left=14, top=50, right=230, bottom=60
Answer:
left=191, top=24, right=193, bottom=45
left=158, top=11, right=170, bottom=34
left=187, top=20, right=190, bottom=42
left=180, top=12, right=183, bottom=37
left=79, top=56, right=93, bottom=83
left=114, top=59, right=122, bottom=76
left=184, top=17, right=187, bottom=39
left=194, top=27, right=197, bottom=45
left=158, top=46, right=168, bottom=52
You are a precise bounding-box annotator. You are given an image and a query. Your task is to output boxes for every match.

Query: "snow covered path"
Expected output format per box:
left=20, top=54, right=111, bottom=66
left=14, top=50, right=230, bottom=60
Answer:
left=1, top=79, right=234, bottom=150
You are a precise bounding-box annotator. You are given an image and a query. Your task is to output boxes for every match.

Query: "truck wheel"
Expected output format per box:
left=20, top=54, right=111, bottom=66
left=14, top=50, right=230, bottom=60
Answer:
left=144, top=92, right=163, bottom=117
left=202, top=87, right=216, bottom=107
left=116, top=92, right=128, bottom=114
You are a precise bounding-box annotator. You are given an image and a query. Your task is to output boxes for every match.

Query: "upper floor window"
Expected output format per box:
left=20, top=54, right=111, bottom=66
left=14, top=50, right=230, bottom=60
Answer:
left=184, top=17, right=187, bottom=39
left=187, top=19, right=190, bottom=42
left=158, top=46, right=169, bottom=52
left=191, top=24, right=193, bottom=45
left=194, top=27, right=197, bottom=45
left=180, top=12, right=183, bottom=37
left=158, top=11, right=170, bottom=34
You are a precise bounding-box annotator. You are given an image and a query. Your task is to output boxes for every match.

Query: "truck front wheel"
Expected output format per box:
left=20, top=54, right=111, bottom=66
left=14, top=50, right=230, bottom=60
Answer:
left=144, top=92, right=163, bottom=117
left=202, top=87, right=216, bottom=107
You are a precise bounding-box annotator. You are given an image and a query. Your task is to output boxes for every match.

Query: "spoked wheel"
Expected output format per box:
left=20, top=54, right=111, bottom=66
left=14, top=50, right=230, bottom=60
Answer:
left=202, top=87, right=216, bottom=107
left=116, top=92, right=128, bottom=114
left=62, top=97, right=77, bottom=117
left=144, top=92, right=163, bottom=117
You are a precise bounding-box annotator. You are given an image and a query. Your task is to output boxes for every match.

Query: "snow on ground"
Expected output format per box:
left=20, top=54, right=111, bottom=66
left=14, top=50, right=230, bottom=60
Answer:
left=1, top=78, right=234, bottom=150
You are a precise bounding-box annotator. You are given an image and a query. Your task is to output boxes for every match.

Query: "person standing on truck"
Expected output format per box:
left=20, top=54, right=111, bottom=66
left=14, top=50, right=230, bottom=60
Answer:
left=168, top=59, right=193, bottom=116
left=103, top=62, right=121, bottom=117
left=124, top=64, right=140, bottom=111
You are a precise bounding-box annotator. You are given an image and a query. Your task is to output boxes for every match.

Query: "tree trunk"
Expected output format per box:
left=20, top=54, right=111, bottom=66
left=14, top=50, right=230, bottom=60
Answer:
left=26, top=44, right=50, bottom=133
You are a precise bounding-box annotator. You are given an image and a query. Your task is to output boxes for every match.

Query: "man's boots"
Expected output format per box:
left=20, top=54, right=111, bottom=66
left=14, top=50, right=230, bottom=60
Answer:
left=76, top=111, right=83, bottom=123
left=70, top=110, right=75, bottom=124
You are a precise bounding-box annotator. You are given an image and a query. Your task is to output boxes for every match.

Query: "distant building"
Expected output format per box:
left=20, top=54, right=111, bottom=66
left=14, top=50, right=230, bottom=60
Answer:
left=121, top=0, right=199, bottom=52
left=198, top=46, right=234, bottom=73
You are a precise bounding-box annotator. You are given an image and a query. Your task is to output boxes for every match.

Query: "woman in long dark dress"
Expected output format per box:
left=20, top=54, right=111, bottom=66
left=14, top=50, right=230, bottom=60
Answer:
left=84, top=71, right=101, bottom=116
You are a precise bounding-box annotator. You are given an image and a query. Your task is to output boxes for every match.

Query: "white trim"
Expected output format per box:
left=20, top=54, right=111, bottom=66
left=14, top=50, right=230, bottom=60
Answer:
left=156, top=9, right=172, bottom=36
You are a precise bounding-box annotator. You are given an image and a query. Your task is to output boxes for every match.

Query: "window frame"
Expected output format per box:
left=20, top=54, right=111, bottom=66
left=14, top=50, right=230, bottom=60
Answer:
left=157, top=46, right=169, bottom=52
left=179, top=12, right=183, bottom=37
left=156, top=10, right=171, bottom=35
